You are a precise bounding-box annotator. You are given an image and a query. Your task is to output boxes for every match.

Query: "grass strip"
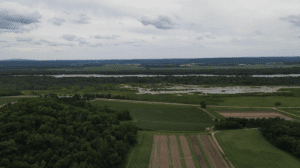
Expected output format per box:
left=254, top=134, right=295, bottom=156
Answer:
left=185, top=135, right=201, bottom=168
left=195, top=135, right=211, bottom=168
left=209, top=134, right=232, bottom=168
left=176, top=135, right=187, bottom=168
left=167, top=135, right=174, bottom=168
left=128, top=133, right=154, bottom=168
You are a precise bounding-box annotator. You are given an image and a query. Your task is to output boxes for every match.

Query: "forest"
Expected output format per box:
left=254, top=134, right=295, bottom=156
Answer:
left=1, top=66, right=300, bottom=76
left=215, top=117, right=300, bottom=159
left=0, top=94, right=139, bottom=168
left=0, top=75, right=300, bottom=96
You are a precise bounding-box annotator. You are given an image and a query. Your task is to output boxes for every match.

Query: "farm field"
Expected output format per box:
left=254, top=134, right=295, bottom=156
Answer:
left=47, top=65, right=147, bottom=71
left=123, top=131, right=215, bottom=168
left=90, top=100, right=215, bottom=131
left=123, top=132, right=153, bottom=168
left=216, top=96, right=300, bottom=107
left=216, top=110, right=293, bottom=120
left=0, top=97, right=23, bottom=106
left=215, top=129, right=300, bottom=168
left=275, top=108, right=300, bottom=117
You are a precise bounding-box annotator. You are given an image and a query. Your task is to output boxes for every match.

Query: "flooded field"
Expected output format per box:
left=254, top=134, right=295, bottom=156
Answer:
left=119, top=84, right=300, bottom=95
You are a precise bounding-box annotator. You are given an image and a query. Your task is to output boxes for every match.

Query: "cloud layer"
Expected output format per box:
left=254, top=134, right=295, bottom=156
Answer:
left=1, top=0, right=300, bottom=60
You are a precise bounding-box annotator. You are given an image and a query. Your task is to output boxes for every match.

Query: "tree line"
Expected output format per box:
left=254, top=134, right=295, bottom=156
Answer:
left=1, top=66, right=300, bottom=76
left=0, top=94, right=139, bottom=168
left=214, top=117, right=300, bottom=159
left=1, top=75, right=300, bottom=96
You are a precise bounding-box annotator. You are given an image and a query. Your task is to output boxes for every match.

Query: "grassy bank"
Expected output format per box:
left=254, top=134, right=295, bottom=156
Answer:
left=215, top=129, right=300, bottom=168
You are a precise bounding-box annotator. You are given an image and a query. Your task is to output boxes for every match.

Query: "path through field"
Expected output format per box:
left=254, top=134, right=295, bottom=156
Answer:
left=169, top=135, right=182, bottom=168
left=159, top=135, right=169, bottom=168
left=198, top=135, right=230, bottom=168
left=179, top=135, right=196, bottom=168
left=188, top=135, right=209, bottom=168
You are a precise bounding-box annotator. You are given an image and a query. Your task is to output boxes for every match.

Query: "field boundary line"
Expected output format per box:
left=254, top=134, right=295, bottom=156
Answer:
left=176, top=135, right=188, bottom=168
left=210, top=131, right=225, bottom=155
left=6, top=96, right=300, bottom=108
left=195, top=135, right=211, bottom=168
left=198, top=107, right=216, bottom=119
left=273, top=108, right=300, bottom=121
left=179, top=135, right=196, bottom=168
left=212, top=132, right=235, bottom=168
left=127, top=133, right=144, bottom=168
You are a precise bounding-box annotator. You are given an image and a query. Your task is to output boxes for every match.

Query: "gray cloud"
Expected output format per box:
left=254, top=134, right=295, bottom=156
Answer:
left=72, top=13, right=91, bottom=24
left=48, top=17, right=66, bottom=26
left=195, top=35, right=204, bottom=40
left=89, top=43, right=102, bottom=47
left=139, top=15, right=175, bottom=29
left=76, top=37, right=90, bottom=45
left=62, top=34, right=77, bottom=41
left=255, top=30, right=262, bottom=35
left=204, top=34, right=216, bottom=39
left=280, top=15, right=300, bottom=27
left=231, top=38, right=242, bottom=43
left=16, top=37, right=33, bottom=42
left=94, top=34, right=120, bottom=39
left=0, top=4, right=42, bottom=33
left=38, top=39, right=74, bottom=47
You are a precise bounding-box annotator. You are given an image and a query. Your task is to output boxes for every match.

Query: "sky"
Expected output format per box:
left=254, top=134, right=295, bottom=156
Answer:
left=1, top=0, right=300, bottom=60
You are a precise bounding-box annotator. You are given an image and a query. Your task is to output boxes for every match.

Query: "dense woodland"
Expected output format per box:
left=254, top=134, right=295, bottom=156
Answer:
left=0, top=75, right=300, bottom=96
left=1, top=66, right=300, bottom=76
left=0, top=94, right=139, bottom=168
left=215, top=117, right=300, bottom=159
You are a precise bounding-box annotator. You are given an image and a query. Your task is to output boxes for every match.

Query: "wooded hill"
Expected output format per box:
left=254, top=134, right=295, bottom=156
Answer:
left=0, top=94, right=139, bottom=168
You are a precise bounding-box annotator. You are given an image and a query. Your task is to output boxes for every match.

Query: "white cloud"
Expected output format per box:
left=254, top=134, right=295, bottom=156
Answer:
left=1, top=0, right=300, bottom=60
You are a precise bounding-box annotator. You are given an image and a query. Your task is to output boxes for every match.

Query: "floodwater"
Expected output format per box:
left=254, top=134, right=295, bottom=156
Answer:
left=42, top=74, right=300, bottom=78
left=120, top=84, right=300, bottom=95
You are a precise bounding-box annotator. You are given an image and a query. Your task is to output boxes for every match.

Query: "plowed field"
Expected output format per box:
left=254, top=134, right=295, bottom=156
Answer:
left=216, top=111, right=293, bottom=120
left=197, top=135, right=229, bottom=168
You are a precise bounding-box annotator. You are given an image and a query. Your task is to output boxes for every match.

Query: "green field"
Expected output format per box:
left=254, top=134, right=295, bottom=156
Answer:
left=276, top=108, right=300, bottom=117
left=90, top=100, right=215, bottom=131
left=0, top=97, right=23, bottom=105
left=215, top=129, right=300, bottom=168
left=122, top=132, right=153, bottom=168
left=47, top=65, right=147, bottom=71
left=216, top=96, right=300, bottom=107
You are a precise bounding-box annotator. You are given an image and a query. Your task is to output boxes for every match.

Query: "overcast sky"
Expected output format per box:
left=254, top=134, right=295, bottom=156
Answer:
left=1, top=0, right=300, bottom=60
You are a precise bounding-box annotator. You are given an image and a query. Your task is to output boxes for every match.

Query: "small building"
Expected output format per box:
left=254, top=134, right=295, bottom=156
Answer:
left=205, top=127, right=211, bottom=131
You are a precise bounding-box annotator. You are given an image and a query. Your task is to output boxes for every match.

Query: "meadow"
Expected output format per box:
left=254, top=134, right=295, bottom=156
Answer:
left=122, top=132, right=153, bottom=168
left=0, top=97, right=23, bottom=105
left=215, top=129, right=300, bottom=168
left=47, top=65, right=147, bottom=71
left=277, top=108, right=300, bottom=117
left=90, top=100, right=215, bottom=131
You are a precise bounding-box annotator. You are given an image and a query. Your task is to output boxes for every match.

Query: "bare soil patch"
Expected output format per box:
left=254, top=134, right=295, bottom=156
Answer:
left=169, top=135, right=182, bottom=168
left=197, top=135, right=229, bottom=168
left=159, top=135, right=169, bottom=168
left=188, top=135, right=209, bottom=168
left=151, top=135, right=160, bottom=168
left=211, top=132, right=225, bottom=155
left=179, top=135, right=196, bottom=168
left=216, top=111, right=293, bottom=120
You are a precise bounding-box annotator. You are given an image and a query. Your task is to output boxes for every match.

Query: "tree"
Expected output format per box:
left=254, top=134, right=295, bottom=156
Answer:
left=200, top=101, right=206, bottom=108
left=275, top=102, right=281, bottom=106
